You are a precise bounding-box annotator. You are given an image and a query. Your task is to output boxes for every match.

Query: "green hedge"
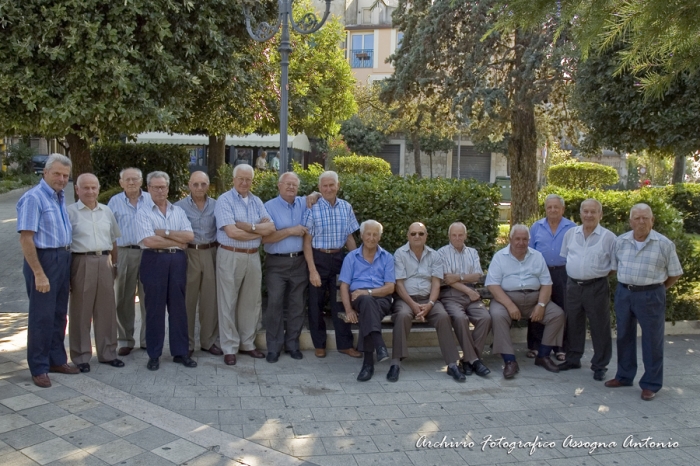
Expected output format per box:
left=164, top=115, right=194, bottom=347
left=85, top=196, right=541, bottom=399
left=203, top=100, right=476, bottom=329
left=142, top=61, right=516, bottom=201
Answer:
left=250, top=165, right=501, bottom=265
left=547, top=161, right=619, bottom=189
left=334, top=155, right=392, bottom=177
left=92, top=143, right=190, bottom=202
left=659, top=184, right=700, bottom=234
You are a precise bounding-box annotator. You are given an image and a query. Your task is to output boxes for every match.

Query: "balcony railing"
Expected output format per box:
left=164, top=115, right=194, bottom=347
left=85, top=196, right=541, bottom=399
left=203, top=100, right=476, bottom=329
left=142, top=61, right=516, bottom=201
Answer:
left=350, top=49, right=374, bottom=68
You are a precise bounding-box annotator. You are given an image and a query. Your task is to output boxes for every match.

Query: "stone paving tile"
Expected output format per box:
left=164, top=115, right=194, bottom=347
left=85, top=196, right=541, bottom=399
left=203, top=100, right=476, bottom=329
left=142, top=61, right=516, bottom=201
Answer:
left=1, top=393, right=48, bottom=411
left=385, top=417, right=440, bottom=434
left=339, top=420, right=391, bottom=436
left=324, top=394, right=373, bottom=408
left=84, top=438, right=144, bottom=464
left=146, top=396, right=196, bottom=411
left=337, top=382, right=386, bottom=394
left=0, top=413, right=34, bottom=434
left=243, top=421, right=296, bottom=440
left=1, top=424, right=57, bottom=449
left=17, top=404, right=71, bottom=424
left=56, top=396, right=100, bottom=414
left=301, top=454, right=359, bottom=466
left=184, top=451, right=244, bottom=466
left=74, top=405, right=125, bottom=425
left=194, top=397, right=241, bottom=410
left=321, top=435, right=379, bottom=454
left=114, top=451, right=177, bottom=466
left=351, top=451, right=412, bottom=465
left=122, top=426, right=179, bottom=450
left=99, top=415, right=149, bottom=437
left=265, top=407, right=314, bottom=423
left=268, top=437, right=329, bottom=456
left=3, top=450, right=42, bottom=466
left=283, top=395, right=331, bottom=409
left=40, top=414, right=93, bottom=436
left=593, top=452, right=654, bottom=465
left=151, top=438, right=207, bottom=463
left=405, top=448, right=474, bottom=466
left=219, top=424, right=244, bottom=437
left=292, top=421, right=346, bottom=438
left=0, top=383, right=29, bottom=399
left=33, top=387, right=82, bottom=403
left=366, top=392, right=414, bottom=405
left=21, top=437, right=82, bottom=465
left=62, top=426, right=119, bottom=449
left=355, top=404, right=406, bottom=420
left=44, top=450, right=109, bottom=466
left=173, top=409, right=219, bottom=425
left=309, top=407, right=360, bottom=422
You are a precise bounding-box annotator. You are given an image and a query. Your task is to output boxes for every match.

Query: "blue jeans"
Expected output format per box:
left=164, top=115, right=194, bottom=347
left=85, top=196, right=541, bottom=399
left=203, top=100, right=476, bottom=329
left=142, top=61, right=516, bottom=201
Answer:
left=614, top=283, right=666, bottom=392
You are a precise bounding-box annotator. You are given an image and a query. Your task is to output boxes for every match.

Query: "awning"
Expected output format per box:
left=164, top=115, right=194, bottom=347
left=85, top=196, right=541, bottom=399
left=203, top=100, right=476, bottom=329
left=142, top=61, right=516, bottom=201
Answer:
left=133, top=132, right=311, bottom=152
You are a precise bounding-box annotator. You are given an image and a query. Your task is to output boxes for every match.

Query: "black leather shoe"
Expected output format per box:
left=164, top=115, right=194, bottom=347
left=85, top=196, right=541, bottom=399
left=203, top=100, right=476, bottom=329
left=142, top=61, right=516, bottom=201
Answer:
left=357, top=364, right=374, bottom=382
left=173, top=356, right=197, bottom=368
left=459, top=360, right=473, bottom=376
left=286, top=350, right=303, bottom=360
left=147, top=358, right=159, bottom=371
left=535, top=357, right=560, bottom=373
left=471, top=359, right=491, bottom=377
left=376, top=346, right=389, bottom=363
left=77, top=363, right=90, bottom=373
left=266, top=352, right=280, bottom=363
left=593, top=369, right=607, bottom=381
left=100, top=359, right=125, bottom=368
left=558, top=360, right=582, bottom=371
left=447, top=363, right=466, bottom=382
left=386, top=365, right=400, bottom=382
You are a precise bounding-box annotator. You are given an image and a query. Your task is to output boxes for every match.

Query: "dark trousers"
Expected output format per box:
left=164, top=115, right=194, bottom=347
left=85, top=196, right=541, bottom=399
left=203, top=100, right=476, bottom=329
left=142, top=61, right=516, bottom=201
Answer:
left=307, top=250, right=354, bottom=350
left=24, top=248, right=71, bottom=376
left=528, top=265, right=567, bottom=352
left=351, top=295, right=392, bottom=352
left=614, top=283, right=666, bottom=392
left=140, top=250, right=189, bottom=359
left=565, top=277, right=612, bottom=370
left=265, top=254, right=308, bottom=353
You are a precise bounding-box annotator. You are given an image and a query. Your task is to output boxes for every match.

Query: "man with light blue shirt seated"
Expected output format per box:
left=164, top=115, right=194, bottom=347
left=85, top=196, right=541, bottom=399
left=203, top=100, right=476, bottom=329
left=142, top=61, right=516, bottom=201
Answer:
left=486, top=224, right=565, bottom=379
left=108, top=167, right=152, bottom=356
left=215, top=164, right=275, bottom=366
left=339, top=220, right=396, bottom=382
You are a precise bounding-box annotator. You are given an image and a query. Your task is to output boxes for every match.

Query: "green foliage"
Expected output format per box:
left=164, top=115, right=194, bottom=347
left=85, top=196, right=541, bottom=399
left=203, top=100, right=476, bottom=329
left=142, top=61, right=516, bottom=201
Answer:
left=339, top=116, right=387, bottom=156
left=333, top=155, right=392, bottom=177
left=323, top=135, right=353, bottom=171
left=6, top=143, right=36, bottom=175
left=547, top=161, right=620, bottom=189
left=91, top=143, right=190, bottom=201
left=0, top=173, right=39, bottom=194
left=216, top=164, right=234, bottom=195
left=96, top=185, right=122, bottom=205
left=659, top=184, right=700, bottom=234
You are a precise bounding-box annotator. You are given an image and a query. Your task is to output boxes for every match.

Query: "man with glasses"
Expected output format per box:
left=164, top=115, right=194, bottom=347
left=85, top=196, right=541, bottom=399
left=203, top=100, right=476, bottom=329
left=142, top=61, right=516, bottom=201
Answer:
left=215, top=164, right=275, bottom=365
left=174, top=171, right=222, bottom=358
left=108, top=167, right=151, bottom=356
left=135, top=171, right=196, bottom=371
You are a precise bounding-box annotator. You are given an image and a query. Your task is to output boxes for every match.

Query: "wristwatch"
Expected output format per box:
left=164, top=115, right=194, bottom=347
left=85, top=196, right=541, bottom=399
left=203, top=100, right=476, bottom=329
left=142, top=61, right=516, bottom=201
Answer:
left=251, top=224, right=256, bottom=232
left=367, top=289, right=373, bottom=296
left=460, top=274, right=464, bottom=281
left=165, top=229, right=170, bottom=237
left=537, top=302, right=546, bottom=308
left=428, top=300, right=435, bottom=306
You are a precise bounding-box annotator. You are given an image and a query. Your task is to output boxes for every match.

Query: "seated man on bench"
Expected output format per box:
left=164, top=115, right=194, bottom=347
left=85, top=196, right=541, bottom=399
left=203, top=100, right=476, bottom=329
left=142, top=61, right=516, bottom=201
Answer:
left=486, top=224, right=565, bottom=379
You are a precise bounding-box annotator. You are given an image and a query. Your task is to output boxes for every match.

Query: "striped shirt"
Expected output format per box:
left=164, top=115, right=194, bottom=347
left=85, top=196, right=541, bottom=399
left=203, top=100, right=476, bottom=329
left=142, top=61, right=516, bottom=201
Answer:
left=108, top=190, right=152, bottom=247
left=437, top=243, right=483, bottom=281
left=67, top=201, right=121, bottom=252
left=214, top=189, right=272, bottom=249
left=394, top=243, right=443, bottom=296
left=529, top=217, right=576, bottom=267
left=135, top=202, right=193, bottom=248
left=174, top=195, right=217, bottom=245
left=263, top=195, right=307, bottom=254
left=485, top=246, right=552, bottom=291
left=612, top=230, right=683, bottom=286
left=16, top=179, right=72, bottom=248
left=302, top=197, right=359, bottom=250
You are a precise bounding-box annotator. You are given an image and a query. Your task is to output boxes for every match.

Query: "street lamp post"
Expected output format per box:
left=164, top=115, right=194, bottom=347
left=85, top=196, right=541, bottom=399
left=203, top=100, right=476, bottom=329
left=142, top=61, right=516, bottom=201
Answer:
left=245, top=0, right=334, bottom=173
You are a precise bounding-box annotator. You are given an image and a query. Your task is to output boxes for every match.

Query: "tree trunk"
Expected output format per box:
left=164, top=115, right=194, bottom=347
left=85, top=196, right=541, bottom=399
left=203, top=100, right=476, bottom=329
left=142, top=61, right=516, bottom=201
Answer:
left=65, top=133, right=91, bottom=201
left=508, top=103, right=539, bottom=225
left=429, top=152, right=433, bottom=178
left=672, top=151, right=686, bottom=184
left=411, top=131, right=422, bottom=177
left=208, top=134, right=226, bottom=194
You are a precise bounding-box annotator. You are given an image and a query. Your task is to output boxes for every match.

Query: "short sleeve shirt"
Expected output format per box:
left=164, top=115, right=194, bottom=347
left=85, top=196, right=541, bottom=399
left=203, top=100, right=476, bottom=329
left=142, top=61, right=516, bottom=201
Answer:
left=393, top=243, right=443, bottom=296
left=16, top=179, right=72, bottom=248
left=560, top=224, right=616, bottom=280
left=302, top=198, right=359, bottom=250
left=174, top=195, right=217, bottom=245
left=529, top=217, right=576, bottom=267
left=339, top=245, right=396, bottom=292
left=485, top=246, right=552, bottom=291
left=68, top=201, right=121, bottom=252
left=214, top=190, right=272, bottom=249
left=135, top=202, right=193, bottom=248
left=612, top=230, right=683, bottom=285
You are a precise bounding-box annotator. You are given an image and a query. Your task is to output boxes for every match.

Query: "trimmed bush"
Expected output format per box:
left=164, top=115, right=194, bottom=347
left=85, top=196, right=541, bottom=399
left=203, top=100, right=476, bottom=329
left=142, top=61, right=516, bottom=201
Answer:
left=92, top=143, right=190, bottom=202
left=97, top=186, right=122, bottom=205
left=659, top=184, right=700, bottom=234
left=547, top=161, right=619, bottom=189
left=333, top=155, right=392, bottom=177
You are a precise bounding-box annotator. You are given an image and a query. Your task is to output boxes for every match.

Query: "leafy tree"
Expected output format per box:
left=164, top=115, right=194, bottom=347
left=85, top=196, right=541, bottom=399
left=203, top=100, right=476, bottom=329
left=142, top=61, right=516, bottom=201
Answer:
left=406, top=133, right=455, bottom=179
left=6, top=142, right=36, bottom=175
left=547, top=161, right=619, bottom=189
left=494, top=0, right=700, bottom=98
left=384, top=0, right=572, bottom=223
left=340, top=116, right=387, bottom=156
left=572, top=45, right=700, bottom=184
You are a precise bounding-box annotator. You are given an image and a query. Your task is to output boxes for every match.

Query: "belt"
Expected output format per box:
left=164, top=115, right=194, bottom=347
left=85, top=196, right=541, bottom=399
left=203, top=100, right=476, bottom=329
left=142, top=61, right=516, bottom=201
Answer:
left=269, top=251, right=303, bottom=257
left=509, top=289, right=539, bottom=293
left=188, top=242, right=218, bottom=250
left=549, top=265, right=566, bottom=270
left=570, top=276, right=606, bottom=287
left=314, top=248, right=341, bottom=254
left=37, top=246, right=70, bottom=251
left=220, top=245, right=258, bottom=254
left=72, top=250, right=111, bottom=256
left=146, top=248, right=183, bottom=254
left=121, top=245, right=142, bottom=249
left=440, top=284, right=476, bottom=291
left=619, top=283, right=663, bottom=292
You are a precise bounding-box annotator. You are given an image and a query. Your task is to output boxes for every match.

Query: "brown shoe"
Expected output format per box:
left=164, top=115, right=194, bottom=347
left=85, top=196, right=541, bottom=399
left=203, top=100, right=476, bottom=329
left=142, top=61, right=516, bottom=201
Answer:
left=32, top=373, right=51, bottom=388
left=49, top=364, right=80, bottom=375
left=503, top=361, right=520, bottom=379
left=535, top=357, right=560, bottom=373
left=641, top=389, right=656, bottom=401
left=240, top=349, right=265, bottom=359
left=604, top=378, right=632, bottom=388
left=204, top=344, right=224, bottom=356
left=315, top=348, right=326, bottom=358
left=223, top=354, right=236, bottom=365
left=117, top=347, right=132, bottom=356
left=338, top=348, right=362, bottom=358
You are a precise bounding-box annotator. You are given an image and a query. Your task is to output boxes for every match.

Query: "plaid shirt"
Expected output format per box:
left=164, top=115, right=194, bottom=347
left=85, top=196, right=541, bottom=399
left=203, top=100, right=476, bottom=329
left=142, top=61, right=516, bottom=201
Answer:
left=612, top=230, right=683, bottom=286
left=302, top=197, right=359, bottom=250
left=437, top=243, right=483, bottom=281
left=108, top=190, right=152, bottom=247
left=215, top=189, right=272, bottom=249
left=16, top=179, right=72, bottom=248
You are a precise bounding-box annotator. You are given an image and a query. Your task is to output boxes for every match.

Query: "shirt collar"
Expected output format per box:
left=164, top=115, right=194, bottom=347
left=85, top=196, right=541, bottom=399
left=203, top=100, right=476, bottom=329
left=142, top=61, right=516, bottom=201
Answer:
left=502, top=245, right=532, bottom=260
left=39, top=178, right=62, bottom=200
left=76, top=200, right=102, bottom=211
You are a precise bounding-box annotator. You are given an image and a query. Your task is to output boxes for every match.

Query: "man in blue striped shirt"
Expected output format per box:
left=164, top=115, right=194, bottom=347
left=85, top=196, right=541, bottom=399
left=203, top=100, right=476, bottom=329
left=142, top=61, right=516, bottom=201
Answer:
left=17, top=153, right=79, bottom=388
left=303, top=171, right=361, bottom=359
left=108, top=168, right=152, bottom=356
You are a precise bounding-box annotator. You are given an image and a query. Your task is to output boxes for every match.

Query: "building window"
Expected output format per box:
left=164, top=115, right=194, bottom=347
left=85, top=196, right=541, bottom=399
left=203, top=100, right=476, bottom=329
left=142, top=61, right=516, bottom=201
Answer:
left=396, top=31, right=404, bottom=50
left=351, top=33, right=374, bottom=68
left=362, top=8, right=372, bottom=24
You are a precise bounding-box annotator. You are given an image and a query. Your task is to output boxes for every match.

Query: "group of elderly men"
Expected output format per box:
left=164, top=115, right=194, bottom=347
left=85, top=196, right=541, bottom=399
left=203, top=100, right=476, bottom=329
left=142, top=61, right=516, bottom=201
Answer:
left=18, top=157, right=682, bottom=401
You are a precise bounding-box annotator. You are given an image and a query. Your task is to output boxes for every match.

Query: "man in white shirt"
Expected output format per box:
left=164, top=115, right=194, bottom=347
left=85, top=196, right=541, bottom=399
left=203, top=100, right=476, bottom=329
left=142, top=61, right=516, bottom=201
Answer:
left=558, top=199, right=616, bottom=381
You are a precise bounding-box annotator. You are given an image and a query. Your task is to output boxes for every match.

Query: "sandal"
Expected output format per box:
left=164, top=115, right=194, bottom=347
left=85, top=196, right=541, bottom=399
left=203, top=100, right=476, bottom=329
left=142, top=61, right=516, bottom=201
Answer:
left=526, top=350, right=537, bottom=358
left=555, top=352, right=566, bottom=361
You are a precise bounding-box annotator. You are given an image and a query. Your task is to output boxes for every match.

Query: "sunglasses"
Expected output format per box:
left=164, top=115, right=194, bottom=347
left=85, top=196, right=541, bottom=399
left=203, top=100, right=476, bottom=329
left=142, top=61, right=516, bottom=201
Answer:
left=409, top=232, right=426, bottom=237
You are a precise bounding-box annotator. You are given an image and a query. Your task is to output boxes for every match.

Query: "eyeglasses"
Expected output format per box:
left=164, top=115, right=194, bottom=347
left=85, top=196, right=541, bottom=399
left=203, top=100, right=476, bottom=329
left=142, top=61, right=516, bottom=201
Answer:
left=122, top=177, right=142, bottom=183
left=191, top=183, right=209, bottom=188
left=149, top=185, right=168, bottom=191
left=235, top=177, right=253, bottom=183
left=409, top=232, right=426, bottom=237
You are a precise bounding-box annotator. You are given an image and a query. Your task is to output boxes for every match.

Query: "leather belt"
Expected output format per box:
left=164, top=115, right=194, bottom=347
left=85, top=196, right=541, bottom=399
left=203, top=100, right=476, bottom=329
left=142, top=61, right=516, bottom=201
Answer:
left=549, top=265, right=566, bottom=270
left=510, top=289, right=539, bottom=293
left=619, top=283, right=663, bottom=292
left=440, top=284, right=476, bottom=291
left=220, top=245, right=258, bottom=254
left=72, top=250, right=111, bottom=256
left=188, top=242, right=218, bottom=250
left=146, top=248, right=183, bottom=254
left=269, top=251, right=303, bottom=257
left=570, top=276, right=606, bottom=287
left=314, top=248, right=341, bottom=254
left=37, top=246, right=70, bottom=251
left=122, top=245, right=142, bottom=249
